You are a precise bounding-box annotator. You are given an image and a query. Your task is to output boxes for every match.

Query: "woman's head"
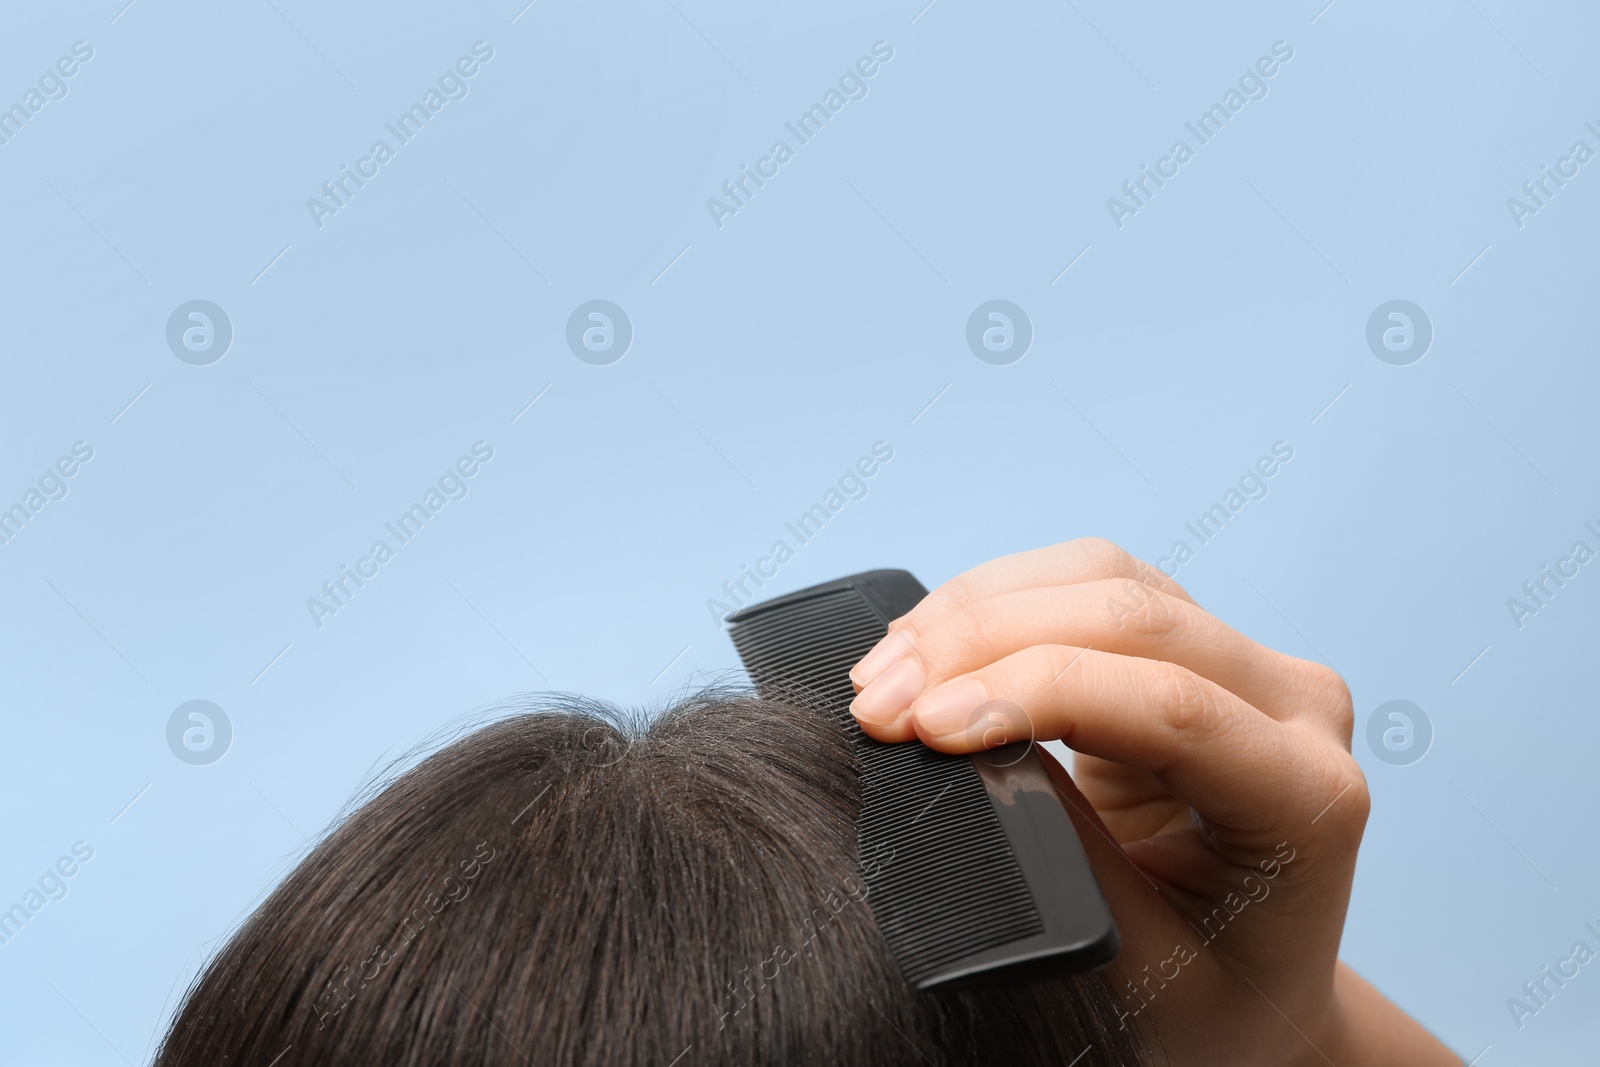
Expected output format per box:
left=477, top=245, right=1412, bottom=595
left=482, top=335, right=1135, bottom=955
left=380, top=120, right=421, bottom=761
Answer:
left=155, top=690, right=1146, bottom=1065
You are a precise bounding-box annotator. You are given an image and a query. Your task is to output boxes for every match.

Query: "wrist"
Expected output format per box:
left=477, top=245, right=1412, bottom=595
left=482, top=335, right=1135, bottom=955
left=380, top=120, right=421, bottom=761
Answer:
left=1313, top=960, right=1460, bottom=1067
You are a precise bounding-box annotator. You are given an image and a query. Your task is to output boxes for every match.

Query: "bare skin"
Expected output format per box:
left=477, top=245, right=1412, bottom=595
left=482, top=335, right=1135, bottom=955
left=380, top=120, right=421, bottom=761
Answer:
left=847, top=539, right=1459, bottom=1067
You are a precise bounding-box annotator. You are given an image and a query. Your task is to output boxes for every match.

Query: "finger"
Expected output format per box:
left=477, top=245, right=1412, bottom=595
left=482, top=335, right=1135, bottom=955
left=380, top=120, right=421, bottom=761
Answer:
left=1068, top=749, right=1190, bottom=843
left=851, top=539, right=1193, bottom=689
left=1037, top=747, right=1277, bottom=951
left=851, top=581, right=1327, bottom=730
left=902, top=645, right=1358, bottom=845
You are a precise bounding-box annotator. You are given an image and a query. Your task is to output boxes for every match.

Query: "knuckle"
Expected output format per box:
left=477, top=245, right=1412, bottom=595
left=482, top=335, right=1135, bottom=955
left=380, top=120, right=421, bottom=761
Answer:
left=936, top=572, right=982, bottom=611
left=1322, top=751, right=1371, bottom=830
left=1153, top=663, right=1218, bottom=743
left=1104, top=581, right=1182, bottom=640
left=944, top=602, right=1002, bottom=657
left=882, top=618, right=910, bottom=643
left=908, top=611, right=993, bottom=687
left=881, top=619, right=923, bottom=659
left=884, top=616, right=915, bottom=639
left=1041, top=644, right=1085, bottom=690
left=1070, top=537, right=1138, bottom=578
left=1345, top=762, right=1372, bottom=824
left=1300, top=660, right=1355, bottom=744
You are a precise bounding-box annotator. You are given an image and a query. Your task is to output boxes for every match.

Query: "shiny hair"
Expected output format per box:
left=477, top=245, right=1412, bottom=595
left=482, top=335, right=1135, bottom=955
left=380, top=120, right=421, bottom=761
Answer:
left=154, top=690, right=1147, bottom=1065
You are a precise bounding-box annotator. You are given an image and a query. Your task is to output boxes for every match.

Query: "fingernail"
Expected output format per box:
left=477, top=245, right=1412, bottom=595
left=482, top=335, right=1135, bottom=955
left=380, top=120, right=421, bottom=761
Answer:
left=911, top=679, right=989, bottom=741
left=850, top=631, right=915, bottom=688
left=850, top=656, right=925, bottom=726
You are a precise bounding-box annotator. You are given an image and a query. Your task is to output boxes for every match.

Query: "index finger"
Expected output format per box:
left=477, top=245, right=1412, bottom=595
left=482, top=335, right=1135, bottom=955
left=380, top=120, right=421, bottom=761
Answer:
left=852, top=538, right=1193, bottom=689
left=911, top=538, right=1193, bottom=620
left=907, top=645, right=1362, bottom=848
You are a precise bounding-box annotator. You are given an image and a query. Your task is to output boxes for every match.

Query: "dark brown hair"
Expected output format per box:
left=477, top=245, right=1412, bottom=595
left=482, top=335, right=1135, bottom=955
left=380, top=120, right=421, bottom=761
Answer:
left=154, top=690, right=1148, bottom=1065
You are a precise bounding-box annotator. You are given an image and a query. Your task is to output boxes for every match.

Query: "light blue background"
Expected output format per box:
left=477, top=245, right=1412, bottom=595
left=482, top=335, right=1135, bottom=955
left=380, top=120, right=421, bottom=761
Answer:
left=2, top=0, right=1596, bottom=1062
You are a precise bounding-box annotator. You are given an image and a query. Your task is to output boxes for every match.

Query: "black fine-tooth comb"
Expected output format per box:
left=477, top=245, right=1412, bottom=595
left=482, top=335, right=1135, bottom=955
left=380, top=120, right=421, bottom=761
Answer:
left=726, top=569, right=1119, bottom=991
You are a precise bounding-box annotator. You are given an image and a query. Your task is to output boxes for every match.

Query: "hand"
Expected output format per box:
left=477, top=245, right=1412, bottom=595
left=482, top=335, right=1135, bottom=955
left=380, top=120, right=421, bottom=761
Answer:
left=847, top=539, right=1457, bottom=1067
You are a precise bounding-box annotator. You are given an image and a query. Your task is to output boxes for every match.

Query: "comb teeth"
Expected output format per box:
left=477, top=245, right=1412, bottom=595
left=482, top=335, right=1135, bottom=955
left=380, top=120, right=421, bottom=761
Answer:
left=728, top=582, right=1043, bottom=987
